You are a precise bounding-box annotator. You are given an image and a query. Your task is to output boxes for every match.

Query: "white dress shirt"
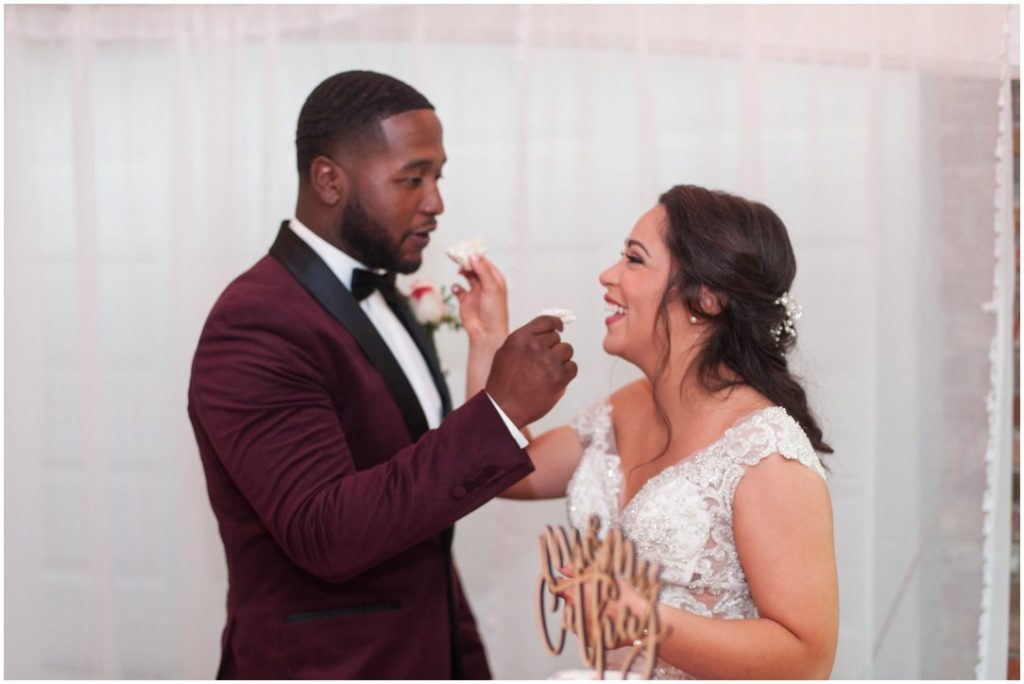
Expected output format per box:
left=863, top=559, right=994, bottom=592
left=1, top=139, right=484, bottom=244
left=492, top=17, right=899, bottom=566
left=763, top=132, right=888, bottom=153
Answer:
left=288, top=218, right=527, bottom=447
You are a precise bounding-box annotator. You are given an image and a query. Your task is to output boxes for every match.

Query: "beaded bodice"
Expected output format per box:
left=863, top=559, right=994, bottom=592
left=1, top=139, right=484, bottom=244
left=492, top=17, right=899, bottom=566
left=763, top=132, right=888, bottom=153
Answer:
left=564, top=399, right=826, bottom=678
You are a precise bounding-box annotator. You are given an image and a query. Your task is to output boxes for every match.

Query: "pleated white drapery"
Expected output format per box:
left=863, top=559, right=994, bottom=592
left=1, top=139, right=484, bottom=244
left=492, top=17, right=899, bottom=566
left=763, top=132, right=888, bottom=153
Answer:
left=4, top=4, right=1016, bottom=679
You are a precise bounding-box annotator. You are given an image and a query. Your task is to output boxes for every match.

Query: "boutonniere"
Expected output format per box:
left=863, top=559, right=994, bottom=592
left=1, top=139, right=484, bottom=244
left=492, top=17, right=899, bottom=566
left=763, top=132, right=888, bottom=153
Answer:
left=405, top=280, right=462, bottom=336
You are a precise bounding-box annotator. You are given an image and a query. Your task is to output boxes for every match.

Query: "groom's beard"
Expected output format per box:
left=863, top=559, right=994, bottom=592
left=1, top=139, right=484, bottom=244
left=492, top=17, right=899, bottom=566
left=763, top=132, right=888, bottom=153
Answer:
left=339, top=198, right=418, bottom=274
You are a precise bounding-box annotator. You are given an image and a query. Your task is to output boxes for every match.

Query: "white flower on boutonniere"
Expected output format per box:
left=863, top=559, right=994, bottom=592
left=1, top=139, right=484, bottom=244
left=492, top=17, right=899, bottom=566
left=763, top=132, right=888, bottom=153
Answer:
left=405, top=280, right=462, bottom=334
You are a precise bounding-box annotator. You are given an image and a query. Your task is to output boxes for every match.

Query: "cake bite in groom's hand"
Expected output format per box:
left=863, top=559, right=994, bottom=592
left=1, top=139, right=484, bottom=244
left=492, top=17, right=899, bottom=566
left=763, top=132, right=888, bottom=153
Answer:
left=486, top=315, right=577, bottom=429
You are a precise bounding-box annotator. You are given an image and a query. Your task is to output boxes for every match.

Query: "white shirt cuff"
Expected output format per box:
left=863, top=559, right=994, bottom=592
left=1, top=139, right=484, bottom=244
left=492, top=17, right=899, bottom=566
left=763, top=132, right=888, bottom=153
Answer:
left=486, top=393, right=530, bottom=449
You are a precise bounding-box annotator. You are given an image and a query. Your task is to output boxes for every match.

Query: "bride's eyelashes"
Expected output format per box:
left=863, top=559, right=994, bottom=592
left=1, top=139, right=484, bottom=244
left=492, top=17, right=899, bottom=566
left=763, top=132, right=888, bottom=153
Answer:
left=621, top=250, right=645, bottom=265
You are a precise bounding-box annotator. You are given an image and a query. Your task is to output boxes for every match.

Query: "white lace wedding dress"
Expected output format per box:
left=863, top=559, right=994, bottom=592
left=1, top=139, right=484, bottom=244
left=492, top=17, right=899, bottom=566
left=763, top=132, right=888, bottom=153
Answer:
left=564, top=400, right=827, bottom=679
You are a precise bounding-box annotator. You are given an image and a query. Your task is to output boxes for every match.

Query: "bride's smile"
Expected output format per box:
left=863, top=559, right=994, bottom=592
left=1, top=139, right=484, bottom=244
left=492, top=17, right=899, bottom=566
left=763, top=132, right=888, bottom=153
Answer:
left=603, top=295, right=627, bottom=324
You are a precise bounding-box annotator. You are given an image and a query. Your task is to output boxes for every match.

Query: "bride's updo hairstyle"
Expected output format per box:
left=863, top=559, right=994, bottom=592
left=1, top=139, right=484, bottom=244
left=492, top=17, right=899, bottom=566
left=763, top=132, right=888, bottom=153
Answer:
left=655, top=185, right=833, bottom=455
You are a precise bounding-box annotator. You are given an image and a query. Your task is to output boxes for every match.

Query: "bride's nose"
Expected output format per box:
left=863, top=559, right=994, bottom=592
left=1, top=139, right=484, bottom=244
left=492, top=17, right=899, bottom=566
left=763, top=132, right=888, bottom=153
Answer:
left=599, top=262, right=619, bottom=287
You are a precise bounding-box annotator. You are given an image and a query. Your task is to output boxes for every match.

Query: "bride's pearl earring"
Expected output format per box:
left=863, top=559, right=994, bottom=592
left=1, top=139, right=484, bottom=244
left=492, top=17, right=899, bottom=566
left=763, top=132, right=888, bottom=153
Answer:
left=689, top=316, right=698, bottom=324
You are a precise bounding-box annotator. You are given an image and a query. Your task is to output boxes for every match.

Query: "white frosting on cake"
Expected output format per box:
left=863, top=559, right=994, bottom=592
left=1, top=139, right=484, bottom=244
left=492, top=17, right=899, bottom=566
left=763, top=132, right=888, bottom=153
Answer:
left=540, top=308, right=576, bottom=324
left=445, top=238, right=487, bottom=270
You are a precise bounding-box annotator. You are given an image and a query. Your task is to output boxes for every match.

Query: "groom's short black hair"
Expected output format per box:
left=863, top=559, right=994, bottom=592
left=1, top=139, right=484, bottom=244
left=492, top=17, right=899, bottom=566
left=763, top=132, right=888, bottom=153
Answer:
left=295, top=70, right=434, bottom=178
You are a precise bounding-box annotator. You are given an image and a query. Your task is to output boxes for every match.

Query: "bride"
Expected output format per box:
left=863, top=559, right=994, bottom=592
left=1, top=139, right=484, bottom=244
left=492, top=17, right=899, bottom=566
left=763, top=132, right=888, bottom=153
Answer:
left=454, top=185, right=839, bottom=679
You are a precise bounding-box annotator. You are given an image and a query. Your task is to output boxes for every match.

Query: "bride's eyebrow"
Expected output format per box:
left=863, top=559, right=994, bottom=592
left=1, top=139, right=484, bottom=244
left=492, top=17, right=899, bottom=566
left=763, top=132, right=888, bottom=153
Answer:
left=626, top=239, right=651, bottom=257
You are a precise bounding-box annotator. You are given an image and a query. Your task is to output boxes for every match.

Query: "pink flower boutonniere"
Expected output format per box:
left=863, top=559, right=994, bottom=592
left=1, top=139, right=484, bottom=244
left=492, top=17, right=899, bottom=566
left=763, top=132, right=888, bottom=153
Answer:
left=405, top=280, right=462, bottom=335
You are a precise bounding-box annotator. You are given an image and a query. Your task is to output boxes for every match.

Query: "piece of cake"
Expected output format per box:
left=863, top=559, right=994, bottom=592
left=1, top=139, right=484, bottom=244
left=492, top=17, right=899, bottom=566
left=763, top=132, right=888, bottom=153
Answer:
left=540, top=308, right=576, bottom=325
left=445, top=238, right=487, bottom=270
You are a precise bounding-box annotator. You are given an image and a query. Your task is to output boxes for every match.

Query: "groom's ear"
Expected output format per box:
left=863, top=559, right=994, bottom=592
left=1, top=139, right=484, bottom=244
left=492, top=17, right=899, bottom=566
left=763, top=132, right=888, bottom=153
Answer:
left=308, top=155, right=350, bottom=208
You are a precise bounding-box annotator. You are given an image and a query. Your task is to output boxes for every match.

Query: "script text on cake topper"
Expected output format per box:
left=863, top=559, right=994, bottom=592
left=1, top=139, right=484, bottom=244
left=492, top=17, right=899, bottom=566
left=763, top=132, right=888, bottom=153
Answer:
left=537, top=516, right=664, bottom=680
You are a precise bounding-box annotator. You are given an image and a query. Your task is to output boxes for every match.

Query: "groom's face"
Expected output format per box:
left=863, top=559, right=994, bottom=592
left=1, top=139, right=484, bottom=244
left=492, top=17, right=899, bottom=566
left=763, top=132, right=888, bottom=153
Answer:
left=338, top=110, right=447, bottom=274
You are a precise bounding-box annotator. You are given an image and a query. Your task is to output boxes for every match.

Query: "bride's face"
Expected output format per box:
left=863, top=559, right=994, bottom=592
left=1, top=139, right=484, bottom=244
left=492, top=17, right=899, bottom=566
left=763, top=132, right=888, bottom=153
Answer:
left=599, top=205, right=682, bottom=367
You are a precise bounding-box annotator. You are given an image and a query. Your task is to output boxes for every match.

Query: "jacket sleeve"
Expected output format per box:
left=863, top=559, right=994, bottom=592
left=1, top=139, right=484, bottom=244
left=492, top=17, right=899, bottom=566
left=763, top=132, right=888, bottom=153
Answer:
left=188, top=292, right=535, bottom=583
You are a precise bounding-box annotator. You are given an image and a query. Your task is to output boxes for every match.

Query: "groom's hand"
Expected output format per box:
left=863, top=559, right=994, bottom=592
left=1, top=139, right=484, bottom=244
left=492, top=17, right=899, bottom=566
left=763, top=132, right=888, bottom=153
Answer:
left=485, top=315, right=577, bottom=429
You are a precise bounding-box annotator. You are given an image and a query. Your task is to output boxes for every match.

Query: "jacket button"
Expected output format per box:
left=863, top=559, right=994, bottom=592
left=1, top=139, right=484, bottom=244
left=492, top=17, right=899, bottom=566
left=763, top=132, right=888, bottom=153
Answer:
left=452, top=486, right=467, bottom=499
left=483, top=465, right=498, bottom=477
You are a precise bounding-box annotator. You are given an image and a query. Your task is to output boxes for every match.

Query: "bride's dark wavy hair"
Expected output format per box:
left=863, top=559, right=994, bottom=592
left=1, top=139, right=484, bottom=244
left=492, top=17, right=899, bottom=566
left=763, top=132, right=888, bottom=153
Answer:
left=651, top=185, right=832, bottom=456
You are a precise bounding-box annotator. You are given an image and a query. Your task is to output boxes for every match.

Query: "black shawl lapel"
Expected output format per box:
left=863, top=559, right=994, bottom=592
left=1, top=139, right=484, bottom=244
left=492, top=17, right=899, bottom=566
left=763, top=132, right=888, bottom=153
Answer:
left=268, top=222, right=430, bottom=441
left=380, top=297, right=457, bottom=555
left=384, top=295, right=453, bottom=416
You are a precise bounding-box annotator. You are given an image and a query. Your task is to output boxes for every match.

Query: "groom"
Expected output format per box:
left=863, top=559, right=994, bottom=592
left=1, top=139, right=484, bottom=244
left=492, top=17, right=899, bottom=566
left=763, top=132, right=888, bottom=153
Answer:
left=188, top=71, right=576, bottom=679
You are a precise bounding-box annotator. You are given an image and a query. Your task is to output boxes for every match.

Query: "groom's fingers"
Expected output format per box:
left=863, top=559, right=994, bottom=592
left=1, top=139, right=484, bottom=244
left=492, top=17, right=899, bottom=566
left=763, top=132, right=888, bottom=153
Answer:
left=552, top=342, right=573, bottom=363
left=524, top=315, right=564, bottom=335
left=485, top=314, right=576, bottom=427
left=535, top=331, right=562, bottom=348
left=564, top=360, right=578, bottom=382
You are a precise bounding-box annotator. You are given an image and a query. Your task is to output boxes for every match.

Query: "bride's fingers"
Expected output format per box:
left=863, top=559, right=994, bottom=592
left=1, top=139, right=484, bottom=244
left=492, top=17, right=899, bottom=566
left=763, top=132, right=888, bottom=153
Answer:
left=489, top=258, right=507, bottom=289
left=470, top=254, right=506, bottom=292
left=457, top=269, right=482, bottom=293
left=455, top=281, right=479, bottom=296
left=452, top=283, right=479, bottom=310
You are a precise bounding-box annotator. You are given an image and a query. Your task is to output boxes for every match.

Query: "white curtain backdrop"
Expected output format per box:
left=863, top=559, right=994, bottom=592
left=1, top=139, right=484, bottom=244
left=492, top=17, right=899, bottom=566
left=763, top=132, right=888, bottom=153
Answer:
left=4, top=4, right=1016, bottom=679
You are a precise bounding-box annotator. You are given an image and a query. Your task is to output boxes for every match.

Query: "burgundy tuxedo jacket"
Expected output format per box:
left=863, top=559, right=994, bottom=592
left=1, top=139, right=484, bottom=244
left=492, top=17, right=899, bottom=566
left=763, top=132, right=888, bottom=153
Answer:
left=188, top=223, right=533, bottom=679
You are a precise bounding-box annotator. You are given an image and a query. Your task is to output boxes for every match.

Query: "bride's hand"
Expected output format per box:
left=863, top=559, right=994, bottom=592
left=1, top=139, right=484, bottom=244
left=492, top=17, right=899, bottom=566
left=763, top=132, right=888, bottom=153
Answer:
left=556, top=570, right=651, bottom=650
left=452, top=254, right=508, bottom=346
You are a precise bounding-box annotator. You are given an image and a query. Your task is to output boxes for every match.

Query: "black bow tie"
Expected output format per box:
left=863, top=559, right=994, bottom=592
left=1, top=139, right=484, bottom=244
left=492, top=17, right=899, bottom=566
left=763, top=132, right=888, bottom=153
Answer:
left=351, top=268, right=397, bottom=301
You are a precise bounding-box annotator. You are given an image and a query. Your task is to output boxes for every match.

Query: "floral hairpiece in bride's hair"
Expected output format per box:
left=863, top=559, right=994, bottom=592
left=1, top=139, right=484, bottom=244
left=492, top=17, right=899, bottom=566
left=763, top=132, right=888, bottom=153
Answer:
left=770, top=291, right=802, bottom=344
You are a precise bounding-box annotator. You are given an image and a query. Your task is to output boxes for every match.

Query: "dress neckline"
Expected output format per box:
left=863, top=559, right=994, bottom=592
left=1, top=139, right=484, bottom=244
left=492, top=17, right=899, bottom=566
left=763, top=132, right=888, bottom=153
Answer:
left=610, top=404, right=784, bottom=514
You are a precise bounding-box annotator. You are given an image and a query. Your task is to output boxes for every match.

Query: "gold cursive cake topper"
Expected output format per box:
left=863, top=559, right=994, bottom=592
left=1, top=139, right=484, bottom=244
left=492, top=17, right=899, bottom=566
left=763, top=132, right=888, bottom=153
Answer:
left=537, top=516, right=664, bottom=680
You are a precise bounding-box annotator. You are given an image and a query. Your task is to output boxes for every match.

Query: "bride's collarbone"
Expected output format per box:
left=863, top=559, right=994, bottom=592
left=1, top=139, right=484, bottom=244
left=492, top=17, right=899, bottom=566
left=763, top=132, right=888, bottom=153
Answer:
left=609, top=384, right=773, bottom=498
left=613, top=399, right=774, bottom=483
left=615, top=423, right=680, bottom=480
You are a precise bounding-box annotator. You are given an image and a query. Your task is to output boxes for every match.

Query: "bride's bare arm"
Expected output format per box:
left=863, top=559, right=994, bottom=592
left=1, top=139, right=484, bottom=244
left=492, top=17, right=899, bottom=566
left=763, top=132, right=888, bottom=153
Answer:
left=452, top=255, right=517, bottom=416
left=503, top=379, right=649, bottom=500
left=500, top=426, right=583, bottom=499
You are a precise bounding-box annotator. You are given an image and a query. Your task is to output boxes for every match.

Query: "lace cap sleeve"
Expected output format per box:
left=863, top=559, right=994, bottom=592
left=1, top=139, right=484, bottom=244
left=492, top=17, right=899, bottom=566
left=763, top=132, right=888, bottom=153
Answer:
left=725, top=407, right=826, bottom=497
left=569, top=399, right=612, bottom=449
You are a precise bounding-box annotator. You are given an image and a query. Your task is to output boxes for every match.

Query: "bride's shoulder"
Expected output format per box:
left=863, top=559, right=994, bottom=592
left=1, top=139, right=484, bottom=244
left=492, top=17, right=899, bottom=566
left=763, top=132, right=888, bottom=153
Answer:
left=727, top=407, right=826, bottom=482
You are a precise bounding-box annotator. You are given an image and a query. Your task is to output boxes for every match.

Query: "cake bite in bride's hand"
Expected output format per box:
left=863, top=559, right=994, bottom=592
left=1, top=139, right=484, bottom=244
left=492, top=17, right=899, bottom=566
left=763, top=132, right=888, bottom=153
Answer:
left=450, top=252, right=518, bottom=409
left=450, top=252, right=508, bottom=343
left=446, top=238, right=488, bottom=271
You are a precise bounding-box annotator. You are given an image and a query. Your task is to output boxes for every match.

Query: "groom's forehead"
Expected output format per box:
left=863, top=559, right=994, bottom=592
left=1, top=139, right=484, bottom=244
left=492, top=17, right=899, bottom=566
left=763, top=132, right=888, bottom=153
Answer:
left=378, top=110, right=444, bottom=152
